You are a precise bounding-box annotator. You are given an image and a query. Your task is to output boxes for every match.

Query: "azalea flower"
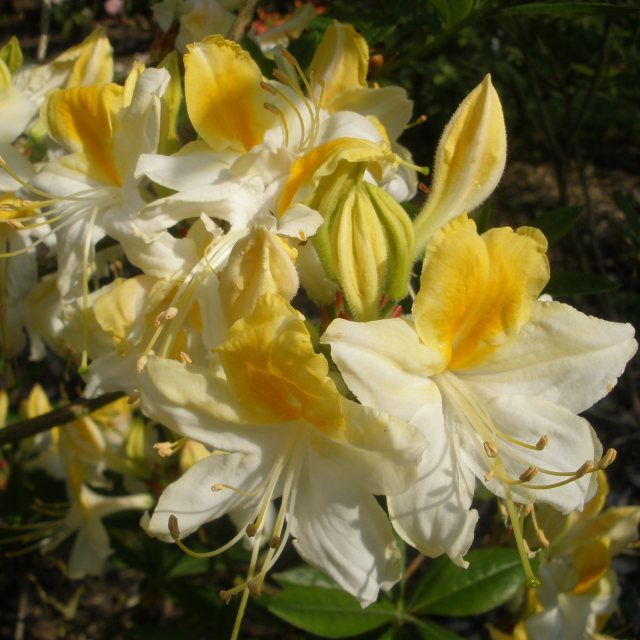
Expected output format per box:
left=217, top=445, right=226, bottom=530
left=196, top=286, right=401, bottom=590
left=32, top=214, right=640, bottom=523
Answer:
left=138, top=294, right=425, bottom=618
left=322, top=214, right=637, bottom=580
left=489, top=472, right=640, bottom=640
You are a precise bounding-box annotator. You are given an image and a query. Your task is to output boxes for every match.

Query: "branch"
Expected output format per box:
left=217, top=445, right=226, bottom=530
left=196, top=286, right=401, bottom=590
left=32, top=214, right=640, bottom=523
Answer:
left=0, top=392, right=126, bottom=447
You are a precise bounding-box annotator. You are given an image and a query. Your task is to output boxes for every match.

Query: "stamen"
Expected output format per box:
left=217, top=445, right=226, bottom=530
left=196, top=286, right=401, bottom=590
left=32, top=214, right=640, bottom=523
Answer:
left=599, top=448, right=617, bottom=469
left=245, top=523, right=257, bottom=537
left=179, top=351, right=192, bottom=365
left=264, top=102, right=290, bottom=148
left=166, top=514, right=249, bottom=559
left=136, top=355, right=148, bottom=372
left=536, top=435, right=549, bottom=450
left=210, top=483, right=261, bottom=497
left=502, top=480, right=540, bottom=588
left=483, top=441, right=498, bottom=458
left=519, top=466, right=539, bottom=482
left=405, top=114, right=427, bottom=129
left=153, top=439, right=184, bottom=458
left=127, top=389, right=140, bottom=404
left=575, top=460, right=593, bottom=477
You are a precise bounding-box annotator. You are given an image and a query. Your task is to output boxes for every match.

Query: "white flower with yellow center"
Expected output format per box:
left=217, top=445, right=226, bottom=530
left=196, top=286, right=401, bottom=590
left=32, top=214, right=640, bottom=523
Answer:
left=322, top=215, right=637, bottom=579
left=138, top=294, right=425, bottom=618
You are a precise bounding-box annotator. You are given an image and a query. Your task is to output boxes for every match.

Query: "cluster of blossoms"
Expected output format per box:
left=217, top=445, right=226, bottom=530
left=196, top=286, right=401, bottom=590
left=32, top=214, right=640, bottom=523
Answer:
left=0, top=10, right=637, bottom=639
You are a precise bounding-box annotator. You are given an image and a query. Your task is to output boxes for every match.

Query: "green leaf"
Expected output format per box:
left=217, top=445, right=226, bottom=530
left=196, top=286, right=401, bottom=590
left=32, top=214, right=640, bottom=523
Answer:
left=499, top=2, right=640, bottom=18
left=543, top=270, right=619, bottom=296
left=410, top=547, right=524, bottom=616
left=267, top=586, right=396, bottom=638
left=473, top=200, right=492, bottom=234
left=273, top=565, right=340, bottom=589
left=530, top=205, right=582, bottom=245
left=410, top=618, right=465, bottom=640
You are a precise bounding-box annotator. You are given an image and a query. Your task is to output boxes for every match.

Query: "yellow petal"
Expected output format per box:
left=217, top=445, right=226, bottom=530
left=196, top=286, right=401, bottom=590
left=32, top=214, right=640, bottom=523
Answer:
left=278, top=136, right=391, bottom=214
left=310, top=21, right=369, bottom=108
left=572, top=537, right=610, bottom=594
left=219, top=227, right=299, bottom=326
left=413, top=75, right=506, bottom=256
left=57, top=27, right=114, bottom=88
left=414, top=215, right=549, bottom=370
left=216, top=295, right=345, bottom=434
left=43, top=83, right=123, bottom=186
left=184, top=35, right=272, bottom=152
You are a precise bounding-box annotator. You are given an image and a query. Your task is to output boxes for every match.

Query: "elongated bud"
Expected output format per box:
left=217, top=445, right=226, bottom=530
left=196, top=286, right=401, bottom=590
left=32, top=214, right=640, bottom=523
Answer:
left=413, top=75, right=506, bottom=256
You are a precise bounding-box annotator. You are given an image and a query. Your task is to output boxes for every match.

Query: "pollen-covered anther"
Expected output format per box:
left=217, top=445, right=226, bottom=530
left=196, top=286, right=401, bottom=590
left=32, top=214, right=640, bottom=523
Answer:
left=599, top=448, right=617, bottom=469
left=219, top=590, right=233, bottom=605
left=484, top=469, right=495, bottom=482
left=136, top=355, right=148, bottom=372
left=536, top=435, right=549, bottom=450
left=519, top=466, right=539, bottom=482
left=575, top=460, right=593, bottom=478
left=483, top=441, right=498, bottom=458
left=168, top=514, right=180, bottom=540
left=245, top=522, right=258, bottom=537
left=154, top=306, right=178, bottom=327
left=536, top=528, right=550, bottom=548
left=211, top=483, right=224, bottom=492
left=522, top=504, right=533, bottom=517
left=179, top=351, right=192, bottom=365
left=269, top=535, right=282, bottom=550
left=153, top=442, right=175, bottom=458
left=260, top=81, right=278, bottom=96
left=127, top=389, right=140, bottom=404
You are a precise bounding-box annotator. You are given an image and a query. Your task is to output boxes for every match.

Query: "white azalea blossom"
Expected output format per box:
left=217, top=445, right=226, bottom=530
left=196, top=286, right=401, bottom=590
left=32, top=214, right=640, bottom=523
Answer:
left=322, top=215, right=637, bottom=575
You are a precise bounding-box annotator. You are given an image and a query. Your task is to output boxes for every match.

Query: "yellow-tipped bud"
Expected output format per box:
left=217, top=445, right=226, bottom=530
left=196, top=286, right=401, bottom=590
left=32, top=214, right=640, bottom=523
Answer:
left=413, top=75, right=506, bottom=256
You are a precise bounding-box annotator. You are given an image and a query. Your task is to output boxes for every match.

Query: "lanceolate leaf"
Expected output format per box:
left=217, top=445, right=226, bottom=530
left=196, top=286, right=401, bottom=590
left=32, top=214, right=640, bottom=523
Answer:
left=530, top=205, right=582, bottom=245
left=267, top=585, right=396, bottom=638
left=409, top=547, right=524, bottom=616
left=543, top=270, right=619, bottom=296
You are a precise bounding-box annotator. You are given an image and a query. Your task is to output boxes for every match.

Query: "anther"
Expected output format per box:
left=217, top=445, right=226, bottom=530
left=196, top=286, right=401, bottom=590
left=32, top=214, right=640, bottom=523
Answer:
left=536, top=435, right=549, bottom=450
left=260, top=81, right=278, bottom=96
left=519, top=466, right=538, bottom=482
left=219, top=590, right=232, bottom=604
left=211, top=483, right=224, bottom=492
left=168, top=514, right=180, bottom=540
left=154, top=307, right=178, bottom=327
left=575, top=460, right=593, bottom=477
left=599, top=448, right=617, bottom=469
left=245, top=523, right=258, bottom=537
left=269, top=535, right=282, bottom=550
left=522, top=538, right=534, bottom=558
left=536, top=528, right=550, bottom=548
left=136, top=355, right=148, bottom=372
left=418, top=183, right=431, bottom=194
left=272, top=69, right=290, bottom=85
left=153, top=442, right=174, bottom=458
left=522, top=504, right=533, bottom=517
left=483, top=441, right=498, bottom=458
left=484, top=469, right=495, bottom=482
left=127, top=389, right=140, bottom=404
left=180, top=351, right=192, bottom=365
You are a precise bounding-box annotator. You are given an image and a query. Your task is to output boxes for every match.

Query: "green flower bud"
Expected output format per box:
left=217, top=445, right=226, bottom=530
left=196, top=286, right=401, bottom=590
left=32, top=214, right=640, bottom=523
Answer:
left=309, top=160, right=414, bottom=320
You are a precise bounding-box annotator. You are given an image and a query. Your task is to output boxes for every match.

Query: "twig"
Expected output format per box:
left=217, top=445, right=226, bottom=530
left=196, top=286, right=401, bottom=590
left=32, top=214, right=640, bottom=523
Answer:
left=0, top=391, right=125, bottom=447
left=37, top=0, right=52, bottom=63
left=227, top=0, right=260, bottom=44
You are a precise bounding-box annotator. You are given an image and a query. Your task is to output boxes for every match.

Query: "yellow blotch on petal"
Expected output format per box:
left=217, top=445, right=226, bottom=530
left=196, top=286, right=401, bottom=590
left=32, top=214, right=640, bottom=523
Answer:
left=278, top=136, right=391, bottom=215
left=572, top=537, right=610, bottom=595
left=184, top=36, right=273, bottom=152
left=216, top=295, right=345, bottom=435
left=59, top=28, right=114, bottom=88
left=309, top=21, right=369, bottom=109
left=43, top=84, right=124, bottom=186
left=414, top=215, right=549, bottom=370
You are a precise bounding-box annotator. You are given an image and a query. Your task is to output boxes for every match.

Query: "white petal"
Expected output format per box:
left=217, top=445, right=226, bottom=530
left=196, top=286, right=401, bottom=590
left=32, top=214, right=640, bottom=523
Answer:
left=473, top=393, right=602, bottom=513
left=135, top=142, right=237, bottom=190
left=462, top=300, right=637, bottom=414
left=290, top=448, right=402, bottom=606
left=144, top=450, right=270, bottom=541
left=68, top=517, right=111, bottom=578
left=320, top=399, right=425, bottom=496
left=139, top=355, right=286, bottom=454
left=389, top=402, right=477, bottom=566
left=322, top=317, right=444, bottom=422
